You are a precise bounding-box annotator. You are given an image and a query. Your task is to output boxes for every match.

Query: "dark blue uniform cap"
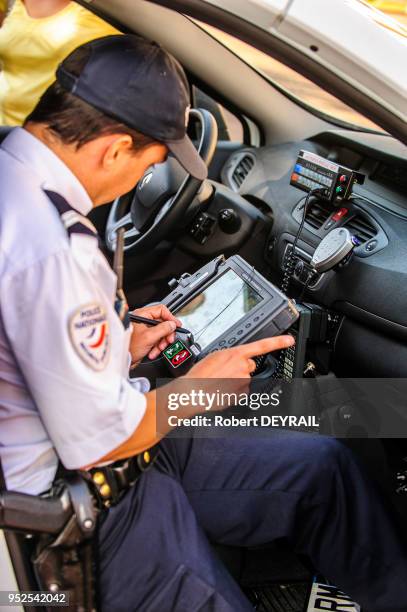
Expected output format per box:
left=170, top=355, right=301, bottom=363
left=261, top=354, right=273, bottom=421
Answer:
left=56, top=35, right=208, bottom=181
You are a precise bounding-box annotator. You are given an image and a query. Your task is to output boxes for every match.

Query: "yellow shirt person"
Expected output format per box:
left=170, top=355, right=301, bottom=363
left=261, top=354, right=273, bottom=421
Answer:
left=0, top=0, right=119, bottom=125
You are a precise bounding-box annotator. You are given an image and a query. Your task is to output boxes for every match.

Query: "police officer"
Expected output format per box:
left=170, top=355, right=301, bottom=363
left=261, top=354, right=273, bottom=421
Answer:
left=0, top=35, right=406, bottom=612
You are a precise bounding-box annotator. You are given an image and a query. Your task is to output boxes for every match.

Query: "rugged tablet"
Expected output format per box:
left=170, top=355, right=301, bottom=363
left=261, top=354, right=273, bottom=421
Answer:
left=160, top=255, right=299, bottom=372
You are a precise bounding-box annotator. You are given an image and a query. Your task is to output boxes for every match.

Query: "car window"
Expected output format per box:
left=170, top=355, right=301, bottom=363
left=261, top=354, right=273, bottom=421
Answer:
left=197, top=22, right=386, bottom=134
left=193, top=86, right=244, bottom=143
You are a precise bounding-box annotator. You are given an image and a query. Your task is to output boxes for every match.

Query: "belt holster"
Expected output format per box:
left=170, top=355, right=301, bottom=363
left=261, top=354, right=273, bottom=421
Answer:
left=33, top=475, right=99, bottom=612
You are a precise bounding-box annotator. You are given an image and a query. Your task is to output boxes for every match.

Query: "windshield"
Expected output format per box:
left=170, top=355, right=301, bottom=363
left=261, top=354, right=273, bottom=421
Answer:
left=197, top=22, right=389, bottom=134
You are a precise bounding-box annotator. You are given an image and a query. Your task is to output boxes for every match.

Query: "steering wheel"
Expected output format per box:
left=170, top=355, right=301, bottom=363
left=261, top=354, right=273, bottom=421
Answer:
left=105, top=109, right=218, bottom=253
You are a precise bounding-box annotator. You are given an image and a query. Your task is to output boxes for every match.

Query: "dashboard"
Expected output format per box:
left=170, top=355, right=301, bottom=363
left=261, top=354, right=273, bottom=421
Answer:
left=217, top=130, right=407, bottom=376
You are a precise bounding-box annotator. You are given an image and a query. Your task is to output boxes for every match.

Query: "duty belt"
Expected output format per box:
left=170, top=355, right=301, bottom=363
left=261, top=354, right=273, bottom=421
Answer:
left=84, top=446, right=159, bottom=508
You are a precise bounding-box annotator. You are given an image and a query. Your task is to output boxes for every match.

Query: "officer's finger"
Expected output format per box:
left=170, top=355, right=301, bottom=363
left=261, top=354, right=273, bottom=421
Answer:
left=154, top=304, right=180, bottom=324
left=148, top=345, right=163, bottom=359
left=160, top=305, right=182, bottom=327
left=140, top=304, right=181, bottom=326
left=148, top=346, right=161, bottom=360
left=144, top=321, right=177, bottom=347
left=248, top=358, right=256, bottom=374
left=148, top=331, right=181, bottom=359
left=158, top=337, right=171, bottom=352
left=238, top=335, right=295, bottom=358
left=157, top=333, right=177, bottom=352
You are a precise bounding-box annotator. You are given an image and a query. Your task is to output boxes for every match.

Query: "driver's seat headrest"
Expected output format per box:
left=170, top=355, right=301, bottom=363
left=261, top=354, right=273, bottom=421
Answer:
left=0, top=126, right=13, bottom=144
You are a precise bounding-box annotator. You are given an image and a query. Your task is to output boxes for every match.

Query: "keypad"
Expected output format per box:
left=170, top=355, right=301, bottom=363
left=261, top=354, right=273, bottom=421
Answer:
left=272, top=344, right=296, bottom=380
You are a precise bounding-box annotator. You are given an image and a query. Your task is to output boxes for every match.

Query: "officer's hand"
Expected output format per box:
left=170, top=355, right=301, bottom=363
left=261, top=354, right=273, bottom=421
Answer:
left=129, top=304, right=182, bottom=367
left=184, top=335, right=295, bottom=402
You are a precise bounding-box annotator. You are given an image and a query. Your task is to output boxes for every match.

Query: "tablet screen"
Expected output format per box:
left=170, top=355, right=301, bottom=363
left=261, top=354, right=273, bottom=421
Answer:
left=176, top=269, right=262, bottom=349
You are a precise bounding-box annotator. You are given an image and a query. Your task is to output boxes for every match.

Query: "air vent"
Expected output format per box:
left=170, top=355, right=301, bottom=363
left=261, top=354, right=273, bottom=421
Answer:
left=232, top=154, right=255, bottom=189
left=345, top=213, right=377, bottom=244
left=305, top=200, right=332, bottom=230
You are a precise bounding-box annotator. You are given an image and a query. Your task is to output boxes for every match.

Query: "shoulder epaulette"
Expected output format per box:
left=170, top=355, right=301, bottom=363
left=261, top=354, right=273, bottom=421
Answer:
left=44, top=189, right=98, bottom=239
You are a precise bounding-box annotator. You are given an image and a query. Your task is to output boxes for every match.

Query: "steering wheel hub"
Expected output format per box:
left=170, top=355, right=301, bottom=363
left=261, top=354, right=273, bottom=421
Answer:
left=105, top=108, right=218, bottom=253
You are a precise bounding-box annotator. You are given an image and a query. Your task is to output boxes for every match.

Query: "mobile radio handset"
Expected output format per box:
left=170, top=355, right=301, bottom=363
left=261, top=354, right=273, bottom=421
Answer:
left=294, top=227, right=358, bottom=302
left=311, top=227, right=359, bottom=273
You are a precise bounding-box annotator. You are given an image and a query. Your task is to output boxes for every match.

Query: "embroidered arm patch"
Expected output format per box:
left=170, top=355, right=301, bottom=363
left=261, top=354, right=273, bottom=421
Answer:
left=69, top=303, right=110, bottom=371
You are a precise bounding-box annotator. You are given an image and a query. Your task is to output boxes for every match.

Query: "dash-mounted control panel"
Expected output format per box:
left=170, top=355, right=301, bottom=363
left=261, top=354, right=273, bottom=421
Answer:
left=290, top=150, right=364, bottom=203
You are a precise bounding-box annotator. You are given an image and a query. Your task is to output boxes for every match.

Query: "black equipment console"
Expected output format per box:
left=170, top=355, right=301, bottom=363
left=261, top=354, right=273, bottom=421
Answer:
left=272, top=304, right=342, bottom=380
left=290, top=150, right=364, bottom=203
left=160, top=255, right=299, bottom=374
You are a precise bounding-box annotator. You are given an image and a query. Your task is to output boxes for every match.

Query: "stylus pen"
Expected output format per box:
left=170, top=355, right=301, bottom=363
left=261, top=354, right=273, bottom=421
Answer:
left=129, top=313, right=191, bottom=335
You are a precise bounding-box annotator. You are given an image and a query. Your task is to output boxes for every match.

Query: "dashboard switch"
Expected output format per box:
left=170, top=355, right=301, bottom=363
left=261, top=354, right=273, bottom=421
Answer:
left=218, top=208, right=242, bottom=234
left=332, top=207, right=348, bottom=222
left=189, top=212, right=216, bottom=244
left=365, top=239, right=378, bottom=252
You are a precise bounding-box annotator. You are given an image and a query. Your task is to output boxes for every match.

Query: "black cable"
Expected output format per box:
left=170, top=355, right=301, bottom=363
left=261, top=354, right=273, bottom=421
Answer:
left=279, top=194, right=306, bottom=294
left=280, top=189, right=324, bottom=295
left=298, top=270, right=314, bottom=303
left=292, top=189, right=324, bottom=264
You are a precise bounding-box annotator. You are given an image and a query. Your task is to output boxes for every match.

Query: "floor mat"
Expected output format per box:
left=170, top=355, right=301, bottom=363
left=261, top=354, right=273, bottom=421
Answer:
left=247, top=581, right=361, bottom=612
left=247, top=582, right=309, bottom=612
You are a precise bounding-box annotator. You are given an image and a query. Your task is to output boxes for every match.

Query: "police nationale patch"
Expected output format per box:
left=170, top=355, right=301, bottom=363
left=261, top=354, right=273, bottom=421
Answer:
left=69, top=303, right=110, bottom=371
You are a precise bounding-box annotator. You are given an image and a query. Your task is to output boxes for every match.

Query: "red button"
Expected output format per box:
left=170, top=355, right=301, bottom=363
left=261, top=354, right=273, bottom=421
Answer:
left=339, top=175, right=348, bottom=183
left=291, top=173, right=299, bottom=182
left=171, top=349, right=191, bottom=367
left=332, top=207, right=348, bottom=221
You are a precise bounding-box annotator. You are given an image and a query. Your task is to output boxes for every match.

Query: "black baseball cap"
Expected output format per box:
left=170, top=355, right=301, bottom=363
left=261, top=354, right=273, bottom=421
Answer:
left=56, top=35, right=207, bottom=180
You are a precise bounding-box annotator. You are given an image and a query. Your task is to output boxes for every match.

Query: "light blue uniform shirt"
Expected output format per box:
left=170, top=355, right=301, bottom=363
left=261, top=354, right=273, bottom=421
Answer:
left=0, top=128, right=149, bottom=495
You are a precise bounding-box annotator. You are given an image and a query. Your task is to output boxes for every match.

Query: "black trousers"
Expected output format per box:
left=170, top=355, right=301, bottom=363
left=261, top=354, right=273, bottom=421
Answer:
left=98, top=431, right=407, bottom=611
